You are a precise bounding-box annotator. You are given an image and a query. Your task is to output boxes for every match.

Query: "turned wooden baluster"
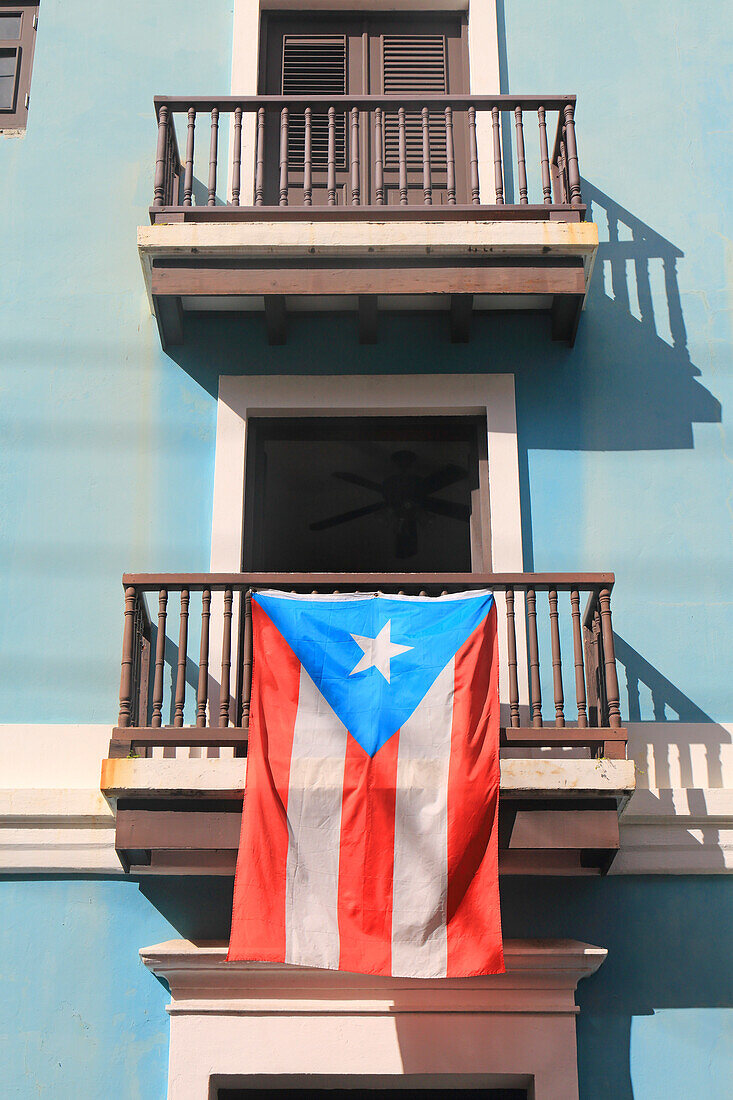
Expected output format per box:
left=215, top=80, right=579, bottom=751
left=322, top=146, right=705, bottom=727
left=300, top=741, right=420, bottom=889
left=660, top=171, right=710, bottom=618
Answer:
left=374, top=107, right=385, bottom=205
left=231, top=106, right=242, bottom=206
left=150, top=589, right=168, bottom=728
left=537, top=105, right=552, bottom=204
left=570, top=588, right=588, bottom=727
left=255, top=107, right=265, bottom=206
left=279, top=107, right=289, bottom=206
left=183, top=108, right=195, bottom=207
left=327, top=106, right=336, bottom=206
left=491, top=105, right=504, bottom=204
left=599, top=587, right=622, bottom=727
left=514, top=105, right=528, bottom=204
left=468, top=106, right=480, bottom=204
left=445, top=105, right=456, bottom=205
left=548, top=589, right=565, bottom=726
left=219, top=587, right=233, bottom=726
left=240, top=592, right=253, bottom=729
left=526, top=587, right=543, bottom=727
left=173, top=589, right=189, bottom=727
left=421, top=106, right=432, bottom=205
left=563, top=102, right=582, bottom=205
left=118, top=586, right=138, bottom=727
left=303, top=107, right=313, bottom=206
left=505, top=587, right=521, bottom=728
left=398, top=106, right=408, bottom=205
left=196, top=589, right=211, bottom=727
left=207, top=107, right=219, bottom=206
left=350, top=106, right=360, bottom=205
left=558, top=138, right=568, bottom=203
left=153, top=105, right=170, bottom=207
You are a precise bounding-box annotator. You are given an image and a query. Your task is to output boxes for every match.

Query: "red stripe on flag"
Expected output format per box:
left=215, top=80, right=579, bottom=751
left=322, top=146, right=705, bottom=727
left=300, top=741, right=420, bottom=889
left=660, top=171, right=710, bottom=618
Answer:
left=228, top=602, right=300, bottom=962
left=337, top=730, right=399, bottom=975
left=446, top=602, right=504, bottom=975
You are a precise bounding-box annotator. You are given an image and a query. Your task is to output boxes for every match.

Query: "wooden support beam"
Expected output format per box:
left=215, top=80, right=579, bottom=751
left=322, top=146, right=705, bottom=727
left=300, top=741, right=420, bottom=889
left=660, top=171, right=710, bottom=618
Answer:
left=509, top=810, right=619, bottom=851
left=551, top=293, right=583, bottom=344
left=450, top=293, right=473, bottom=342
left=116, top=810, right=241, bottom=851
left=264, top=294, right=286, bottom=345
left=152, top=260, right=586, bottom=299
left=358, top=295, right=378, bottom=344
left=153, top=295, right=183, bottom=349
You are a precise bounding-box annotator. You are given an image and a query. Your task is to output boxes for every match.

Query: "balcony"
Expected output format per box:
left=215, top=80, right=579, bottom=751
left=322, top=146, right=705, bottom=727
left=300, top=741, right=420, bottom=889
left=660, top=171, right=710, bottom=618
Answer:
left=101, top=573, right=634, bottom=876
left=139, top=95, right=598, bottom=347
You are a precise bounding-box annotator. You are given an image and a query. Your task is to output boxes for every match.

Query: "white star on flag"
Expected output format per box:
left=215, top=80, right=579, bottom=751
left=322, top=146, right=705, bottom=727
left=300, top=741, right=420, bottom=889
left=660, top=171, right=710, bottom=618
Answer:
left=348, top=620, right=413, bottom=684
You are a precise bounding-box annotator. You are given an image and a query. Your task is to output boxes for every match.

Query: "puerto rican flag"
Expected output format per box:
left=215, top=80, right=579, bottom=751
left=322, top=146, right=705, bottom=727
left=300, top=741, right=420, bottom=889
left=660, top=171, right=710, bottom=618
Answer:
left=228, top=590, right=503, bottom=978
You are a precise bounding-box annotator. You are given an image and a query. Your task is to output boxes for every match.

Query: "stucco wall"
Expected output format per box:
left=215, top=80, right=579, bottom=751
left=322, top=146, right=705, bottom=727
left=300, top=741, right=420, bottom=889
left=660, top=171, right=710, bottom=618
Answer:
left=0, top=1, right=730, bottom=725
left=0, top=877, right=730, bottom=1099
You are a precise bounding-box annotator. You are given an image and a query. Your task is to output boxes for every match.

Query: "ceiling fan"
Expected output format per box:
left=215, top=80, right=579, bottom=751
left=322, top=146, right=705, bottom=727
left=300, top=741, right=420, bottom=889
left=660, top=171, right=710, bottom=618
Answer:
left=309, top=449, right=470, bottom=559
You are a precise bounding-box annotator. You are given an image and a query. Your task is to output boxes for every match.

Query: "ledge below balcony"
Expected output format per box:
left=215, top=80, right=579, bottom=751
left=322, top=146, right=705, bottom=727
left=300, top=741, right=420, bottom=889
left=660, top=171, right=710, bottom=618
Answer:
left=139, top=216, right=597, bottom=348
left=101, top=755, right=634, bottom=878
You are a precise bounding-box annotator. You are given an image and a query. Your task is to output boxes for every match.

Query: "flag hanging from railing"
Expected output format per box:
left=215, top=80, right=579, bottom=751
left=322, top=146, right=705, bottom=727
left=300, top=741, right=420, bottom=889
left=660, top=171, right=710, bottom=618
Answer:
left=228, top=590, right=503, bottom=978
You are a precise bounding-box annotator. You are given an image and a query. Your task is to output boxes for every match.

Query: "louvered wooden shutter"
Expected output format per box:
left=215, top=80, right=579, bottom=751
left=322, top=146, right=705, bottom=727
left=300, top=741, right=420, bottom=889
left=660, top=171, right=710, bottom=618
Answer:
left=281, top=35, right=347, bottom=169
left=383, top=35, right=448, bottom=170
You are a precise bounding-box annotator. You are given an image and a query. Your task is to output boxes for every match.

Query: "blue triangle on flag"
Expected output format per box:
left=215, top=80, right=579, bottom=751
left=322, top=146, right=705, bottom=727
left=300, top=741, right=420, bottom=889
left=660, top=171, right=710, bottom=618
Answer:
left=253, top=590, right=494, bottom=757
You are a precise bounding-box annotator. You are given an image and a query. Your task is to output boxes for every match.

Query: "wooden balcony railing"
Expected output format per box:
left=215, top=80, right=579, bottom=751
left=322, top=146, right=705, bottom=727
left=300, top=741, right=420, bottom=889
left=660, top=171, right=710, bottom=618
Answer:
left=149, top=94, right=584, bottom=219
left=112, top=573, right=624, bottom=761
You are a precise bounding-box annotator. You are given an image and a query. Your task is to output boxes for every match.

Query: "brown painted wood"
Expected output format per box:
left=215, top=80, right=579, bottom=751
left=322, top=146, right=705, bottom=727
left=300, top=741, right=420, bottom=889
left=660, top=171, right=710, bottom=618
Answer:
left=219, top=587, right=233, bottom=727
left=240, top=592, right=253, bottom=727
left=183, top=107, right=195, bottom=206
left=358, top=295, right=378, bottom=343
left=152, top=260, right=586, bottom=298
left=599, top=587, right=622, bottom=728
left=548, top=588, right=565, bottom=726
left=526, top=587, right=543, bottom=727
left=468, top=105, right=479, bottom=203
left=509, top=810, right=619, bottom=851
left=153, top=294, right=183, bottom=350
left=207, top=107, right=219, bottom=206
left=501, top=727, right=627, bottom=746
left=264, top=294, right=286, bottom=344
left=110, top=727, right=248, bottom=748
left=445, top=105, right=456, bottom=204
left=156, top=95, right=577, bottom=112
left=255, top=106, right=266, bottom=206
left=514, top=106, right=528, bottom=204
left=499, top=850, right=599, bottom=875
left=150, top=589, right=168, bottom=729
left=123, top=572, right=615, bottom=591
left=116, top=810, right=241, bottom=851
left=196, top=589, right=211, bottom=727
left=231, top=106, right=243, bottom=206
left=449, top=293, right=472, bottom=342
left=149, top=203, right=587, bottom=223
left=505, top=587, right=521, bottom=728
left=570, top=588, right=588, bottom=727
left=173, top=589, right=189, bottom=727
left=374, top=106, right=385, bottom=204
left=551, top=293, right=583, bottom=344
left=117, top=586, right=138, bottom=728
left=491, top=105, right=504, bottom=204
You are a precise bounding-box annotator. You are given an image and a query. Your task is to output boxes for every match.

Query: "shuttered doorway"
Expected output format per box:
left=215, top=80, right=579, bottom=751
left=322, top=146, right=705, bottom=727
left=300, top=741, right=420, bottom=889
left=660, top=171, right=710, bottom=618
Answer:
left=259, top=13, right=469, bottom=206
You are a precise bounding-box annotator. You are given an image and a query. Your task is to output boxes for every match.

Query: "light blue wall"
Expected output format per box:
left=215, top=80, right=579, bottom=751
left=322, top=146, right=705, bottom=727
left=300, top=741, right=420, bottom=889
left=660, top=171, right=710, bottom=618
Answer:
left=0, top=0, right=232, bottom=722
left=0, top=877, right=730, bottom=1099
left=1, top=1, right=730, bottom=724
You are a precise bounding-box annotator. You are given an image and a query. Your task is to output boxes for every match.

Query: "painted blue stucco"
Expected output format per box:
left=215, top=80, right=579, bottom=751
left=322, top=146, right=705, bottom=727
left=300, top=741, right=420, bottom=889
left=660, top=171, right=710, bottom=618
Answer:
left=1, top=2, right=731, bottom=1098
left=0, top=877, right=730, bottom=1099
left=0, top=0, right=730, bottom=723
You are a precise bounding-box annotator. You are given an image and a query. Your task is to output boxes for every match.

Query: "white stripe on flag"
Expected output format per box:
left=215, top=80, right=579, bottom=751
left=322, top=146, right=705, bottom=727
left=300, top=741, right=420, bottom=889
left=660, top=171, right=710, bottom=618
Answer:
left=285, top=665, right=348, bottom=969
left=391, top=656, right=455, bottom=978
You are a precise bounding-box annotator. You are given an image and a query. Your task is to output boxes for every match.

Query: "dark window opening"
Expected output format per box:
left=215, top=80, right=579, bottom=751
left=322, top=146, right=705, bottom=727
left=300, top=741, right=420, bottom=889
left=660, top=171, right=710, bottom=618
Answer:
left=243, top=416, right=489, bottom=574
left=219, top=1092, right=528, bottom=1100
left=0, top=2, right=38, bottom=129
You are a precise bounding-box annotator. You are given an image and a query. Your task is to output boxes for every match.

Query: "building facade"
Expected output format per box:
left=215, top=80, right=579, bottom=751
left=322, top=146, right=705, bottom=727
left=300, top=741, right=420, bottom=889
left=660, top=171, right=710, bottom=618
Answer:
left=1, top=1, right=731, bottom=1097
